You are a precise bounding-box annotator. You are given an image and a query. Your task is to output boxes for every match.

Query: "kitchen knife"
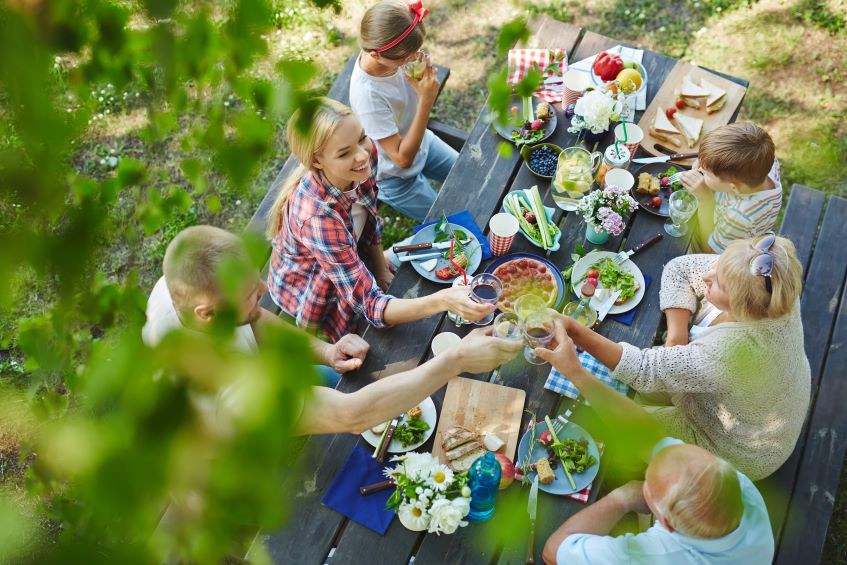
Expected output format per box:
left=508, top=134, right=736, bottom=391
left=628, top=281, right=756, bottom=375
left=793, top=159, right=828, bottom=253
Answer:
left=375, top=418, right=399, bottom=464
left=598, top=290, right=621, bottom=321
left=617, top=233, right=663, bottom=262
left=392, top=239, right=470, bottom=254
left=397, top=250, right=443, bottom=263
left=526, top=477, right=539, bottom=564
left=632, top=152, right=698, bottom=164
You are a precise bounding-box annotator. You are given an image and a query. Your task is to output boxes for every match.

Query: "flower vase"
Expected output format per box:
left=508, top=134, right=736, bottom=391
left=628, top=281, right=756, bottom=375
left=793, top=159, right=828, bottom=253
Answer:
left=585, top=223, right=610, bottom=244
left=580, top=127, right=610, bottom=144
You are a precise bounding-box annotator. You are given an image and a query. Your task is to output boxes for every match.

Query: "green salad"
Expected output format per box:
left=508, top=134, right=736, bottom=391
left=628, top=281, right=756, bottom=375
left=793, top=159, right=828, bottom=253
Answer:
left=394, top=418, right=430, bottom=448
left=589, top=258, right=639, bottom=302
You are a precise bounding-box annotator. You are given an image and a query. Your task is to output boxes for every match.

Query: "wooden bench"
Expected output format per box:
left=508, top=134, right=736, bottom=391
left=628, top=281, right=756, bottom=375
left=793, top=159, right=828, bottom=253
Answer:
left=757, top=184, right=847, bottom=563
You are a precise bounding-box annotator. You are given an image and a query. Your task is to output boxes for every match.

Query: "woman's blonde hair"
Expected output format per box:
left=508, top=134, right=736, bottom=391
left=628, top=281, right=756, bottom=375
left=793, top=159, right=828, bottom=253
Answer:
left=719, top=234, right=803, bottom=321
left=359, top=0, right=426, bottom=60
left=266, top=98, right=354, bottom=239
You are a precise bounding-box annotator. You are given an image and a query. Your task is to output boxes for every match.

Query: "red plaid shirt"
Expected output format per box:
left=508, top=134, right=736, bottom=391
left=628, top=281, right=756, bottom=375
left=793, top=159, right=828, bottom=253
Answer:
left=267, top=143, right=391, bottom=342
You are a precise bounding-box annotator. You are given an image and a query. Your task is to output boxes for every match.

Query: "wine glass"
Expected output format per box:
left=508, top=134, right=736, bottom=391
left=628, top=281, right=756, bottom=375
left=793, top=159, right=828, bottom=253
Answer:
left=493, top=313, right=523, bottom=341
left=522, top=310, right=556, bottom=365
left=447, top=277, right=470, bottom=327
left=665, top=189, right=699, bottom=238
left=469, top=273, right=503, bottom=325
left=514, top=294, right=546, bottom=321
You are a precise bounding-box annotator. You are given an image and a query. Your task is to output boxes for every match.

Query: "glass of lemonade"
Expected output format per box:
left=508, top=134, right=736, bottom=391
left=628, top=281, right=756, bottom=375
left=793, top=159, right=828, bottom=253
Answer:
left=552, top=146, right=602, bottom=211
left=402, top=50, right=429, bottom=80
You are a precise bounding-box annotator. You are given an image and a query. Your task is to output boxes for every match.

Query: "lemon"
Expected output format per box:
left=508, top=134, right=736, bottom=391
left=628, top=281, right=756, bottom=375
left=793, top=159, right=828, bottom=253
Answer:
left=616, top=68, right=642, bottom=94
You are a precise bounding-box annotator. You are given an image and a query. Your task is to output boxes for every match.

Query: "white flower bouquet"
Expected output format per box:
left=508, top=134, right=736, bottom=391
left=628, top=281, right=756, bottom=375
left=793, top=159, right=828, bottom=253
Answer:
left=576, top=184, right=639, bottom=235
left=384, top=452, right=472, bottom=534
left=567, top=89, right=622, bottom=135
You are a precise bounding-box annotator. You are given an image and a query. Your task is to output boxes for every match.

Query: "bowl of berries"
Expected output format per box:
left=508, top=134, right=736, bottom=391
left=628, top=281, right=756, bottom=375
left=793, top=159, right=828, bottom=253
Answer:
left=520, top=143, right=563, bottom=179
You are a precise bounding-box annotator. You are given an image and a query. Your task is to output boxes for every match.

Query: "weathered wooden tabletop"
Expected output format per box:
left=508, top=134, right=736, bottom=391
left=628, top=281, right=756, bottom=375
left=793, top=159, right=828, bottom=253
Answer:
left=259, top=16, right=749, bottom=565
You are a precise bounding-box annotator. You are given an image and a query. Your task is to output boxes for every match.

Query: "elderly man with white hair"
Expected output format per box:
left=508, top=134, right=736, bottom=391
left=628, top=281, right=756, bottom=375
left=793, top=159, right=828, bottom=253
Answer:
left=535, top=316, right=774, bottom=565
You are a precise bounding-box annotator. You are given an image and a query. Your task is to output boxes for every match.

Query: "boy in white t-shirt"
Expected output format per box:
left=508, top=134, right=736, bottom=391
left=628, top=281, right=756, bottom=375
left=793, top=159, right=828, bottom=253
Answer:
left=680, top=123, right=783, bottom=253
left=349, top=0, right=457, bottom=222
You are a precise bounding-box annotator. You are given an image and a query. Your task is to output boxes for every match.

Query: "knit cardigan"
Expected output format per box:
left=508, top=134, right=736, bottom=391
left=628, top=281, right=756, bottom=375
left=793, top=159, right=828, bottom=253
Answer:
left=611, top=254, right=811, bottom=481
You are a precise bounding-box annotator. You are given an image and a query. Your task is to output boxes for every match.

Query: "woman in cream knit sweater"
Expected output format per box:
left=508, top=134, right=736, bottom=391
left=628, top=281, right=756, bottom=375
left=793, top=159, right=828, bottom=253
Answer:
left=559, top=234, right=810, bottom=481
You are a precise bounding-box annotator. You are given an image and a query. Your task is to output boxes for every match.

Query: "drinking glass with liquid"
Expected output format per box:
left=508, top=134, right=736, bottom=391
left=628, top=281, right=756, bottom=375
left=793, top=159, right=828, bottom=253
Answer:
left=522, top=310, right=556, bottom=364
left=665, top=189, right=699, bottom=237
left=469, top=273, right=503, bottom=325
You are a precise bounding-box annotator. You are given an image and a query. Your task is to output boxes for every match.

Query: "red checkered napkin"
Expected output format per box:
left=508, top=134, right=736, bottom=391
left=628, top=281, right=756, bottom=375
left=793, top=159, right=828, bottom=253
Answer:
left=515, top=418, right=604, bottom=504
left=507, top=48, right=569, bottom=103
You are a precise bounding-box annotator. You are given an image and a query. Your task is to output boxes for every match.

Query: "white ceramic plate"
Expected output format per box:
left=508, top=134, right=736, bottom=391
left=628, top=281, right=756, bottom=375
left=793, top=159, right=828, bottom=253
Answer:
left=361, top=396, right=437, bottom=454
left=408, top=223, right=483, bottom=284
left=571, top=251, right=646, bottom=314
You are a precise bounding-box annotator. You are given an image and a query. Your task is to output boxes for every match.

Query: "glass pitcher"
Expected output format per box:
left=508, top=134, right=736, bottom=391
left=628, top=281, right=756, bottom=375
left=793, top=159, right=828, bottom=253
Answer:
left=552, top=146, right=602, bottom=211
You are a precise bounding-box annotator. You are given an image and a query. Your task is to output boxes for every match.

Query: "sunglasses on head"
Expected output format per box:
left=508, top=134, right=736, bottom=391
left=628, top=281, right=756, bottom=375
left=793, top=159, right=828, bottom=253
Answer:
left=750, top=232, right=775, bottom=294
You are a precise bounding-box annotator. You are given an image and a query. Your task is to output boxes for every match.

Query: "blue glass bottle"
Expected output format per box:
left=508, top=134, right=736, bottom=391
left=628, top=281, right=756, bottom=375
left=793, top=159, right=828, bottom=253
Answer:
left=467, top=452, right=501, bottom=522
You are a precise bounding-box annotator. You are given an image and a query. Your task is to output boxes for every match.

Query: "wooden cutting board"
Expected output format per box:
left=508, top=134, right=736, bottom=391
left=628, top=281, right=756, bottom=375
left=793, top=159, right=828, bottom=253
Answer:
left=432, top=377, right=526, bottom=464
left=637, top=60, right=747, bottom=156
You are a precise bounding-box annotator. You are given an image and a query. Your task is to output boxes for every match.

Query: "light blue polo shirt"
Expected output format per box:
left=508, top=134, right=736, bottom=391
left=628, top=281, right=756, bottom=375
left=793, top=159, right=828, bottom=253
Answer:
left=556, top=438, right=775, bottom=565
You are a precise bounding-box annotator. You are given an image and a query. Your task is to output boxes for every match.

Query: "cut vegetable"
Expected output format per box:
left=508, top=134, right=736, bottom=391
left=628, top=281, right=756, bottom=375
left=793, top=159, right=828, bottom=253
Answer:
left=526, top=186, right=552, bottom=249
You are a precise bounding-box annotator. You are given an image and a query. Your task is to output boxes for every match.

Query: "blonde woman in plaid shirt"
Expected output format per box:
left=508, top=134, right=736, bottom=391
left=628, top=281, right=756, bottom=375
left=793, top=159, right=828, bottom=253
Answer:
left=266, top=99, right=489, bottom=342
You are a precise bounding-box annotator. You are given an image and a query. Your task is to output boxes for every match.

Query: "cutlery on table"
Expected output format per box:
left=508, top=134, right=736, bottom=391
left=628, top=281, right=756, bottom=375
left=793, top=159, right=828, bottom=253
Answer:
left=598, top=290, right=621, bottom=322
left=663, top=172, right=683, bottom=186
left=397, top=250, right=444, bottom=263
left=359, top=479, right=395, bottom=496
left=392, top=239, right=470, bottom=254
left=632, top=152, right=697, bottom=164
left=526, top=477, right=539, bottom=564
left=613, top=233, right=663, bottom=265
left=374, top=418, right=399, bottom=464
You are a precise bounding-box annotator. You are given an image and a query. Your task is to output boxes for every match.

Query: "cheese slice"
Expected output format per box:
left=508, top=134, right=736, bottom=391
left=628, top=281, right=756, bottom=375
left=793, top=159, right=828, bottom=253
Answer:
left=700, top=78, right=727, bottom=113
left=420, top=258, right=438, bottom=272
left=654, top=111, right=681, bottom=134
left=680, top=74, right=709, bottom=98
left=674, top=113, right=704, bottom=147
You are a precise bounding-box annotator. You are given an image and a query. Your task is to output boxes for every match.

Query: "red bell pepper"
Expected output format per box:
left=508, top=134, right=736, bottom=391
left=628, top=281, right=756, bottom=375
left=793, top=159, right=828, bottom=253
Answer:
left=592, top=52, right=624, bottom=82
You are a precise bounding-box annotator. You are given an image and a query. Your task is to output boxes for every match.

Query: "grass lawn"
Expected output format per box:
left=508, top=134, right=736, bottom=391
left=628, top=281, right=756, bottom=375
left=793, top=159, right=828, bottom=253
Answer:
left=1, top=0, right=846, bottom=560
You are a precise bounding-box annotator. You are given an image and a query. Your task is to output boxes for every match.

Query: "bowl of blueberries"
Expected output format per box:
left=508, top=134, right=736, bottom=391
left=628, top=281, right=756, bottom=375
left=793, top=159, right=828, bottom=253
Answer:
left=520, top=143, right=563, bottom=180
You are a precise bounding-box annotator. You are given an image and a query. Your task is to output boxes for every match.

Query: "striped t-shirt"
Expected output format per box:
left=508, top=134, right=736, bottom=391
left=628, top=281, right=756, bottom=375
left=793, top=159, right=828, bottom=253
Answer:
left=709, top=159, right=783, bottom=253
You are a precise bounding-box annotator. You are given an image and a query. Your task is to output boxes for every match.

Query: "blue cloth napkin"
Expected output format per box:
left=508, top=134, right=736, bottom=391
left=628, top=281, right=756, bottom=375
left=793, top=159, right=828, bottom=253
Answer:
left=608, top=274, right=652, bottom=325
left=545, top=351, right=629, bottom=399
left=322, top=444, right=395, bottom=535
left=413, top=210, right=492, bottom=260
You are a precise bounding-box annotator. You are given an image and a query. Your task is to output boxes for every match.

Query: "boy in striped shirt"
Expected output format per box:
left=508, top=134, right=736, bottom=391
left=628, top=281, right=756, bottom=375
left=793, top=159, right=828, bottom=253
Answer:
left=680, top=123, right=782, bottom=253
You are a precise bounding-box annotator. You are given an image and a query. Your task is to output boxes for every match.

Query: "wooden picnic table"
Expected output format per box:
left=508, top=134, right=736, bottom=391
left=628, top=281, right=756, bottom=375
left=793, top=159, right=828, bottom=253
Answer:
left=257, top=16, right=749, bottom=565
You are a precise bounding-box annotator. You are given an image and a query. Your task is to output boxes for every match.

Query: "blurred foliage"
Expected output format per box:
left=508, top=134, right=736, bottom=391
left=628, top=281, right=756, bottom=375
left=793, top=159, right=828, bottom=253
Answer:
left=0, top=0, right=337, bottom=562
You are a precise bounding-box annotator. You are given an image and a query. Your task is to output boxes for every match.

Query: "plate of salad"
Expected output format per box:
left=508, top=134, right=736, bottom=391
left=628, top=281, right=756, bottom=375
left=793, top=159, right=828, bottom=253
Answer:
left=408, top=216, right=482, bottom=284
left=571, top=251, right=646, bottom=314
left=361, top=396, right=437, bottom=454
left=492, top=95, right=558, bottom=147
left=517, top=416, right=600, bottom=495
left=502, top=186, right=561, bottom=251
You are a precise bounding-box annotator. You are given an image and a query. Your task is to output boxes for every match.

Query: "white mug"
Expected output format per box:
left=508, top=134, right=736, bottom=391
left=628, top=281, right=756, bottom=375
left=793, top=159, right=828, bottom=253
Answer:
left=431, top=332, right=462, bottom=357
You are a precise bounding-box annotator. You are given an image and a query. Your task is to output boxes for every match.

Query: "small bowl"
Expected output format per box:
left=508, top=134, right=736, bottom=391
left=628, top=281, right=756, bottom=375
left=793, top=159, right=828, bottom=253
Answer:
left=520, top=143, right=563, bottom=179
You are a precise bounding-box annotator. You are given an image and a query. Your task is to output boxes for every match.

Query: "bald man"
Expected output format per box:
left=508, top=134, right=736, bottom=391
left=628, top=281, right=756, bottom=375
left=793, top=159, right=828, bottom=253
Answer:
left=535, top=316, right=774, bottom=564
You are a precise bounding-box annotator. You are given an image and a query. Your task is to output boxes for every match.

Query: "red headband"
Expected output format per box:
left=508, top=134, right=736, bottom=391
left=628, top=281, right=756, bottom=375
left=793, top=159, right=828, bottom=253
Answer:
left=373, top=1, right=429, bottom=53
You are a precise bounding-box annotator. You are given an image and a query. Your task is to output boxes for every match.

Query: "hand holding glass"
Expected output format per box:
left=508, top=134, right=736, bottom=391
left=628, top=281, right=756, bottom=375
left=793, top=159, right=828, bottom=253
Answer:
left=469, top=273, right=503, bottom=325
left=522, top=310, right=556, bottom=365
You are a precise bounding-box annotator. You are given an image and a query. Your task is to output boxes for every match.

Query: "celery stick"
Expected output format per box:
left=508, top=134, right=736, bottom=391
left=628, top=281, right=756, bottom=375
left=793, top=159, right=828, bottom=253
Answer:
left=373, top=421, right=391, bottom=457
left=526, top=186, right=551, bottom=249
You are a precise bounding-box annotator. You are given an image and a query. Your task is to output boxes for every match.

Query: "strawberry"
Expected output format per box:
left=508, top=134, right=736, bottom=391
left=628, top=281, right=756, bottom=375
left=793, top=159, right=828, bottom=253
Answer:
left=665, top=107, right=677, bottom=119
left=675, top=98, right=686, bottom=109
left=530, top=119, right=543, bottom=131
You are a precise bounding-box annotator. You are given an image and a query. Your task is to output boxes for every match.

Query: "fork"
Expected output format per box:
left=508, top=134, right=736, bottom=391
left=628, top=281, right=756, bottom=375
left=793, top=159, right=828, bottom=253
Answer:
left=666, top=172, right=683, bottom=185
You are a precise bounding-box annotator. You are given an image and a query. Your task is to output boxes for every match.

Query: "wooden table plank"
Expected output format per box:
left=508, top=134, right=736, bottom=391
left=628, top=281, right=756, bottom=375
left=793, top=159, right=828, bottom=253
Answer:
left=775, top=197, right=847, bottom=565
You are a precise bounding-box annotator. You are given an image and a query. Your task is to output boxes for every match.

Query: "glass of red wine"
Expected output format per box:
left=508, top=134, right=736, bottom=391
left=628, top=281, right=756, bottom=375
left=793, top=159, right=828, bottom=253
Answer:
left=522, top=310, right=555, bottom=364
left=469, top=273, right=503, bottom=325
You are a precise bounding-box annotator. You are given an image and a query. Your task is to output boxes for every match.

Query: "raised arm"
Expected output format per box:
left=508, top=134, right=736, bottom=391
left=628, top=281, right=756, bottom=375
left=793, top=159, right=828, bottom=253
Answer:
left=297, top=328, right=522, bottom=435
left=375, top=66, right=439, bottom=169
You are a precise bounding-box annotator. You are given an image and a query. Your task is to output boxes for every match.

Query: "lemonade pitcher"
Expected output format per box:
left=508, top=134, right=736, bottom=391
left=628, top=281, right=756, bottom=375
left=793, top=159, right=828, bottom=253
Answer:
left=552, top=146, right=602, bottom=211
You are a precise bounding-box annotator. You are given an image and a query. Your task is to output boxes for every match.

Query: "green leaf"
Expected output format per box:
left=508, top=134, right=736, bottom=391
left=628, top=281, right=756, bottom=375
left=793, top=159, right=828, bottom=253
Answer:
left=206, top=194, right=221, bottom=213
left=116, top=159, right=147, bottom=187
left=496, top=19, right=529, bottom=56
left=496, top=141, right=513, bottom=158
